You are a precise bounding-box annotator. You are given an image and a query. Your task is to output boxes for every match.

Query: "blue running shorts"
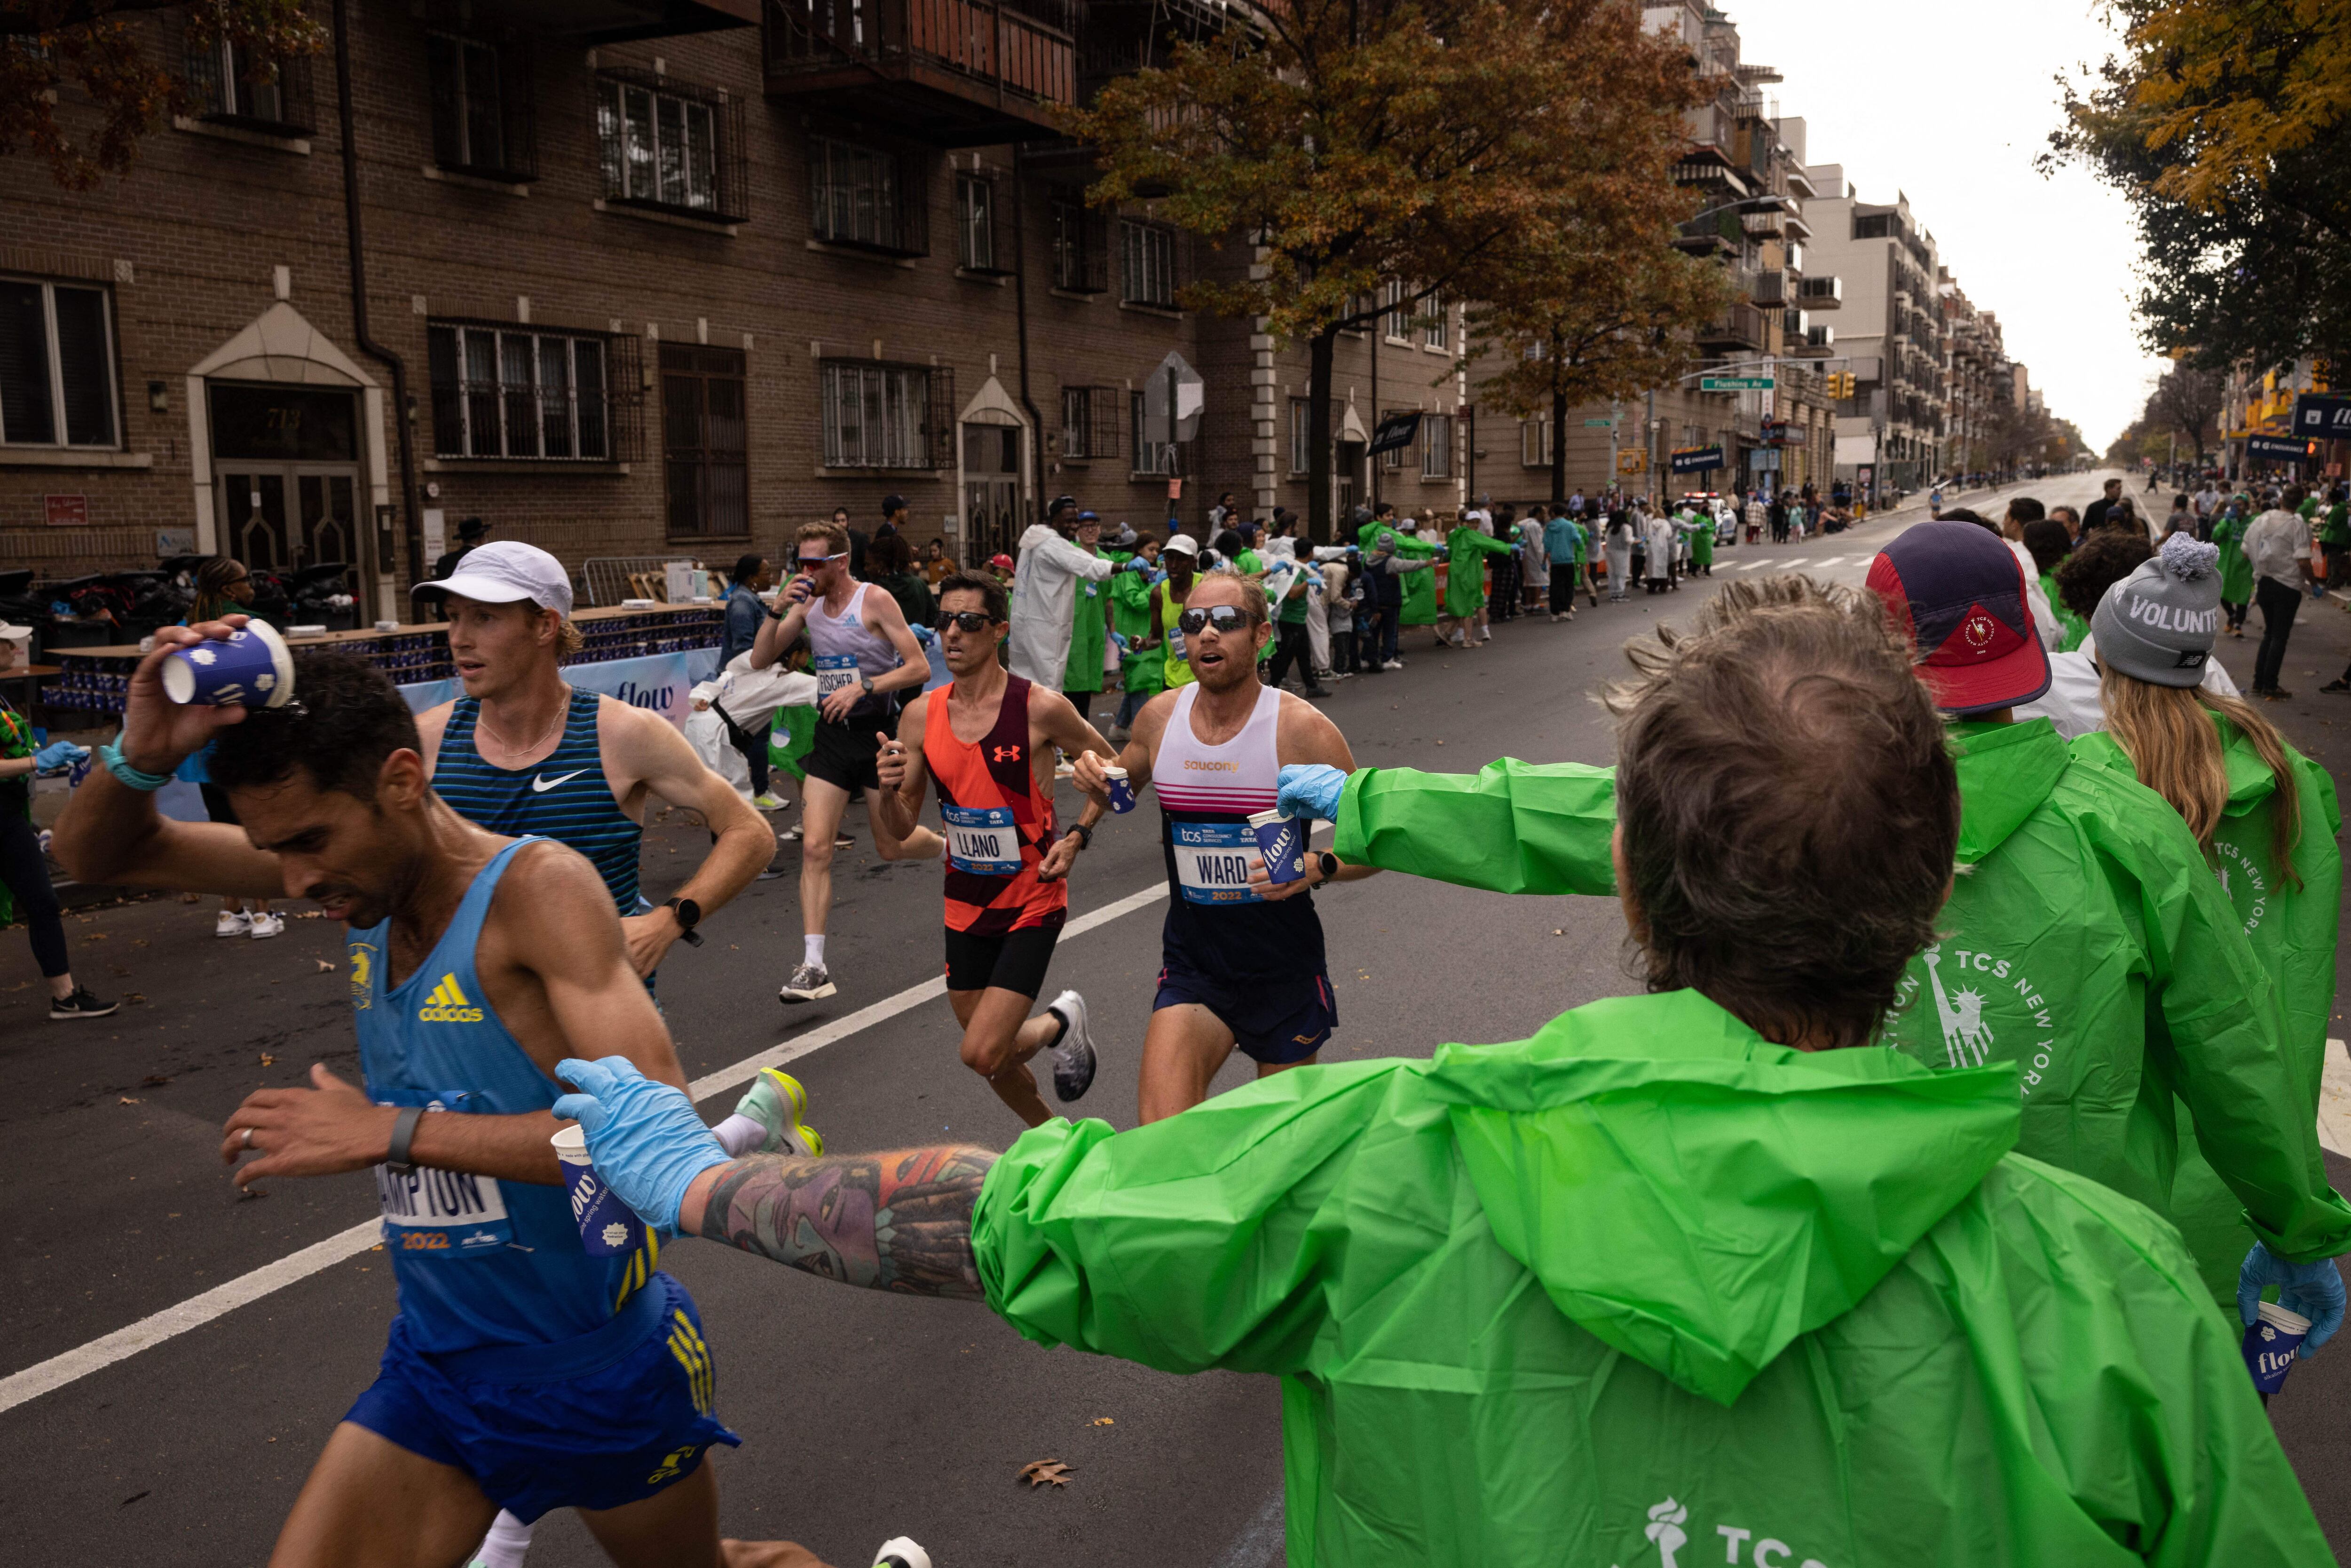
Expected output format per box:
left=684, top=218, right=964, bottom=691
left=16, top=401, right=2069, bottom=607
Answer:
left=1154, top=962, right=1337, bottom=1066
left=345, top=1271, right=739, bottom=1523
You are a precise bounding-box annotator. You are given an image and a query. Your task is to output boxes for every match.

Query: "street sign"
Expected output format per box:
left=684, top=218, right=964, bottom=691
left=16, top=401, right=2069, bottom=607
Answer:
left=2248, top=433, right=2319, bottom=461
left=2292, top=394, right=2351, bottom=440
left=1671, top=445, right=1725, bottom=473
left=1583, top=418, right=1615, bottom=428
left=1367, top=410, right=1422, bottom=457
left=1700, top=376, right=1775, bottom=392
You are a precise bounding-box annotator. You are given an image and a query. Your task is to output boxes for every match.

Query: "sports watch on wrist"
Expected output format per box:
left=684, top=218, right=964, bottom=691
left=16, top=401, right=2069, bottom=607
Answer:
left=385, top=1104, right=425, bottom=1176
left=663, top=895, right=705, bottom=948
left=1316, top=850, right=1340, bottom=883
left=1065, top=821, right=1093, bottom=851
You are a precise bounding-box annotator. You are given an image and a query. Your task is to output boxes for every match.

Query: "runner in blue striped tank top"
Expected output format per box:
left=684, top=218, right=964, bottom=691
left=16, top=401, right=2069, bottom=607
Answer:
left=50, top=647, right=837, bottom=1565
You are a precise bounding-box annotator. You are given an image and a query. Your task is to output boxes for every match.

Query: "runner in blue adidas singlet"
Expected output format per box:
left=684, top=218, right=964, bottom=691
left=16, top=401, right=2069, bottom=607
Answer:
left=1073, top=570, right=1380, bottom=1124
left=51, top=644, right=836, bottom=1566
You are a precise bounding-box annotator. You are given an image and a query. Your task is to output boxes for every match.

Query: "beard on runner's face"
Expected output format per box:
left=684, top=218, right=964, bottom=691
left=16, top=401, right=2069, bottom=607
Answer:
left=1187, top=603, right=1262, bottom=689
left=230, top=776, right=403, bottom=928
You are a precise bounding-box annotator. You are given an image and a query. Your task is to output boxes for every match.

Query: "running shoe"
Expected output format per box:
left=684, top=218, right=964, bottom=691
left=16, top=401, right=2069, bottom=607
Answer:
left=781, top=824, right=856, bottom=848
left=751, top=792, right=790, bottom=812
left=1381, top=659, right=1405, bottom=671
left=1045, top=988, right=1098, bottom=1103
left=2324, top=679, right=2351, bottom=695
left=734, top=1067, right=825, bottom=1158
left=215, top=909, right=251, bottom=938
left=49, top=986, right=117, bottom=1020
left=779, top=962, right=836, bottom=1003
left=1054, top=754, right=1078, bottom=779
left=249, top=911, right=285, bottom=939
left=874, top=1539, right=931, bottom=1568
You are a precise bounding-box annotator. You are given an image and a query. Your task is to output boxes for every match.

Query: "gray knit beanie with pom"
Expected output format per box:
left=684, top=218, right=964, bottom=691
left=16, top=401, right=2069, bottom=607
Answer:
left=2091, top=533, right=2222, bottom=688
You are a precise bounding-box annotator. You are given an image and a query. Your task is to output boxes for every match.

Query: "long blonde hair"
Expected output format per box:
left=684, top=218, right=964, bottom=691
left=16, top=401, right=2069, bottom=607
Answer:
left=2099, top=666, right=2303, bottom=890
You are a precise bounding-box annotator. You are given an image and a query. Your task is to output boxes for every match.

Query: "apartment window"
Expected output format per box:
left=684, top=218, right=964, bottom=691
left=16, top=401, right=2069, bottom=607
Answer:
left=1379, top=409, right=1410, bottom=472
left=663, top=343, right=747, bottom=536
left=1060, top=385, right=1118, bottom=461
left=822, top=361, right=946, bottom=469
left=1422, top=296, right=1447, bottom=351
left=810, top=136, right=925, bottom=255
left=1384, top=280, right=1410, bottom=342
left=1520, top=418, right=1551, bottom=467
left=1289, top=398, right=1312, bottom=475
left=956, top=174, right=1001, bottom=273
left=1120, top=221, right=1177, bottom=308
left=0, top=278, right=117, bottom=449
left=427, top=323, right=628, bottom=461
left=1129, top=390, right=1176, bottom=474
left=1421, top=413, right=1453, bottom=478
left=597, top=71, right=745, bottom=222
left=1052, top=202, right=1108, bottom=293
left=427, top=34, right=536, bottom=181
left=186, top=34, right=314, bottom=134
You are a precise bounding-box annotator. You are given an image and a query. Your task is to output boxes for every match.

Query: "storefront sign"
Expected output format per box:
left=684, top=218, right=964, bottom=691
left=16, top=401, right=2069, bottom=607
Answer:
left=2248, top=434, right=2319, bottom=461
left=44, top=494, right=87, bottom=528
left=2291, top=394, right=2351, bottom=440
left=1671, top=445, right=1725, bottom=473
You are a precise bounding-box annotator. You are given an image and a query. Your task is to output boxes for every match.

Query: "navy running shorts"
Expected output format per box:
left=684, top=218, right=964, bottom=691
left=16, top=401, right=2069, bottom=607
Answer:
left=344, top=1272, right=739, bottom=1523
left=1153, top=962, right=1337, bottom=1065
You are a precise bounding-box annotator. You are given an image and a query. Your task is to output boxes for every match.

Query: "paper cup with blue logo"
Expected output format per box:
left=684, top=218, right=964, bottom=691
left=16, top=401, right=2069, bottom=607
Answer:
left=2243, top=1300, right=2311, bottom=1395
left=1104, top=764, right=1136, bottom=814
left=1247, top=808, right=1307, bottom=884
left=551, top=1124, right=647, bottom=1257
left=159, top=618, right=295, bottom=709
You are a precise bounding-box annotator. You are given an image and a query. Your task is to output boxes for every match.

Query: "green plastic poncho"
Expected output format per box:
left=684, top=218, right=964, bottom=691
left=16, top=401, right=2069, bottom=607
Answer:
left=1108, top=565, right=1165, bottom=699
left=1394, top=531, right=1439, bottom=626
left=0, top=699, right=32, bottom=927
left=1063, top=552, right=1110, bottom=696
left=2212, top=511, right=2255, bottom=605
left=1329, top=723, right=2351, bottom=1283
left=2040, top=571, right=2089, bottom=651
left=2074, top=716, right=2345, bottom=1299
left=766, top=701, right=815, bottom=783
left=1441, top=527, right=1512, bottom=619
left=1687, top=512, right=1714, bottom=569
left=975, top=990, right=2330, bottom=1567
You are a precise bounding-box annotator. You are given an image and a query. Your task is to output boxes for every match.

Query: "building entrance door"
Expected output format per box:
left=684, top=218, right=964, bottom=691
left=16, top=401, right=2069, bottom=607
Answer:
left=208, top=382, right=365, bottom=610
left=962, top=421, right=1024, bottom=566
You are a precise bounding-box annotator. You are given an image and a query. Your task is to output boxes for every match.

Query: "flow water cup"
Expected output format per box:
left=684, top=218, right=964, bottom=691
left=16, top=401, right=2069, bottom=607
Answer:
left=1248, top=808, right=1307, bottom=884
left=159, top=619, right=295, bottom=709
left=1104, top=764, right=1136, bottom=814
left=551, top=1124, right=647, bottom=1257
left=2243, top=1300, right=2311, bottom=1395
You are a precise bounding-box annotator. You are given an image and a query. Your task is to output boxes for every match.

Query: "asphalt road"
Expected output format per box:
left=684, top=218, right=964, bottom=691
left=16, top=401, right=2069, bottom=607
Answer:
left=8, top=469, right=2348, bottom=1566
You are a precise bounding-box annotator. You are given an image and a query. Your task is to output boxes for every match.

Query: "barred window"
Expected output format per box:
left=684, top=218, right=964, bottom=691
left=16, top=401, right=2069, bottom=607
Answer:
left=812, top=137, right=924, bottom=254
left=1129, top=390, right=1175, bottom=474
left=1120, top=221, right=1176, bottom=307
left=596, top=72, right=742, bottom=221
left=1052, top=202, right=1107, bottom=292
left=186, top=35, right=313, bottom=134
left=1422, top=413, right=1453, bottom=479
left=823, top=362, right=936, bottom=469
left=428, top=34, right=535, bottom=181
left=427, top=322, right=612, bottom=461
left=1380, top=409, right=1410, bottom=473
left=0, top=277, right=117, bottom=449
left=1289, top=398, right=1311, bottom=475
left=956, top=174, right=998, bottom=272
left=1060, top=385, right=1117, bottom=461
left=662, top=343, right=747, bottom=536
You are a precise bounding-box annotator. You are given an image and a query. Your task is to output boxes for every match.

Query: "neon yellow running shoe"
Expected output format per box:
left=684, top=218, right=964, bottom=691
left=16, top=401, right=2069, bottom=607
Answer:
left=734, top=1067, right=824, bottom=1158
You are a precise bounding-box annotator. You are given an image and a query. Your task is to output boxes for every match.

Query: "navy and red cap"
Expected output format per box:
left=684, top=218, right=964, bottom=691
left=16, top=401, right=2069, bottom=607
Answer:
left=1864, top=520, right=2051, bottom=716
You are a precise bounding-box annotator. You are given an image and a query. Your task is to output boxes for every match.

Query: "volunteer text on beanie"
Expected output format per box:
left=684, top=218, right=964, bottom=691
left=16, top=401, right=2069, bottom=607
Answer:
left=2090, top=534, right=2222, bottom=689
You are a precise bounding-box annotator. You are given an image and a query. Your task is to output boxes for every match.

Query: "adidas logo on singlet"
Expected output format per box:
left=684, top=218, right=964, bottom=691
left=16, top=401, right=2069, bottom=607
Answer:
left=418, top=974, right=485, bottom=1024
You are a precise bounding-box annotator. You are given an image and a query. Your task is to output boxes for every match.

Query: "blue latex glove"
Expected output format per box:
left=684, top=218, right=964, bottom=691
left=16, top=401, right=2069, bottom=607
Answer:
left=551, top=1056, right=733, bottom=1238
left=2239, top=1241, right=2346, bottom=1355
left=1123, top=557, right=1152, bottom=574
left=33, top=740, right=87, bottom=772
left=1277, top=763, right=1347, bottom=822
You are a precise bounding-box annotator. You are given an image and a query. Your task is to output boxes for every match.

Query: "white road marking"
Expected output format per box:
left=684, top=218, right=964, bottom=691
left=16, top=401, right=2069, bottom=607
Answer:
left=2319, top=1037, right=2351, bottom=1158
left=0, top=824, right=1334, bottom=1416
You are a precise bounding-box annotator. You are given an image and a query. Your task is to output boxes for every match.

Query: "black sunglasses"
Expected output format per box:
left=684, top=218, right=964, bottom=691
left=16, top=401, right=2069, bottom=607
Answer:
left=1177, top=605, right=1252, bottom=636
left=937, top=610, right=1000, bottom=633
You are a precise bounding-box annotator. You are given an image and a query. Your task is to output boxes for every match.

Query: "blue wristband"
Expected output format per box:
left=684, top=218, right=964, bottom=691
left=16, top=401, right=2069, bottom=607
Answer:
left=98, top=739, right=171, bottom=792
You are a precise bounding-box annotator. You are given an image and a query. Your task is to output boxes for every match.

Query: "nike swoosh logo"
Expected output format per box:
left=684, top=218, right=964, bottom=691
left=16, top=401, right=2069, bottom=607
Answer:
left=532, top=770, right=587, bottom=793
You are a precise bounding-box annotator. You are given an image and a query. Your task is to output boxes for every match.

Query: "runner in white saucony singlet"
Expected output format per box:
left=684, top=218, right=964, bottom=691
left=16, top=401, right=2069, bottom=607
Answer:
left=1074, top=569, right=1378, bottom=1123
left=750, top=520, right=930, bottom=1004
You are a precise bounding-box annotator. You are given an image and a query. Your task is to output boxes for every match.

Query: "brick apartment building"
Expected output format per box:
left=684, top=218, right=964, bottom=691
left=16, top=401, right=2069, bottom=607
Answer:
left=2, top=0, right=1496, bottom=624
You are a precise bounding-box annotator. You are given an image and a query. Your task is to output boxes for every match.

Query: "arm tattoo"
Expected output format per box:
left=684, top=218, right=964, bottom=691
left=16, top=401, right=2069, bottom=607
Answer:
left=698, top=1145, right=997, bottom=1300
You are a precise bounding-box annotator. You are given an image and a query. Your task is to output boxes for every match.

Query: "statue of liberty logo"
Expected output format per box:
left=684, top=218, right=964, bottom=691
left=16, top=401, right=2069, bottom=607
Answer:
left=1645, top=1497, right=1688, bottom=1568
left=1924, top=950, right=1995, bottom=1068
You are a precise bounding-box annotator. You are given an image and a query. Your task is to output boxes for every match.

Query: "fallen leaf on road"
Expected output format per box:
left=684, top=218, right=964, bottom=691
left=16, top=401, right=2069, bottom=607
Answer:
left=124, top=993, right=145, bottom=1003
left=315, top=960, right=336, bottom=973
left=1018, top=1459, right=1074, bottom=1489
left=180, top=892, right=202, bottom=904
left=118, top=1096, right=139, bottom=1104
left=260, top=1053, right=275, bottom=1066
left=83, top=931, right=108, bottom=941
left=1091, top=1417, right=1114, bottom=1426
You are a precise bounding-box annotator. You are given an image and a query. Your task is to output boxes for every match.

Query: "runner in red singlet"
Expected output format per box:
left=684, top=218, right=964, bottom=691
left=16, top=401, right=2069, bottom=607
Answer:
left=871, top=572, right=1114, bottom=1127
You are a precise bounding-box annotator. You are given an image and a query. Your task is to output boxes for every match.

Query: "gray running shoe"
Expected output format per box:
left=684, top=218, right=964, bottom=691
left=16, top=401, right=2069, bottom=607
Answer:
left=778, top=962, right=836, bottom=1004
left=1046, top=988, right=1097, bottom=1102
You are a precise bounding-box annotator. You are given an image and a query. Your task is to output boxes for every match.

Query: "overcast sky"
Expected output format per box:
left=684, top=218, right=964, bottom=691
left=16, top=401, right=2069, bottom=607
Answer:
left=1729, top=0, right=2162, bottom=452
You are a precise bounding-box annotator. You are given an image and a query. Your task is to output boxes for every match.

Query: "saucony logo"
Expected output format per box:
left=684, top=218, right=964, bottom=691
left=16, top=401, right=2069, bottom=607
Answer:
left=533, top=769, right=587, bottom=793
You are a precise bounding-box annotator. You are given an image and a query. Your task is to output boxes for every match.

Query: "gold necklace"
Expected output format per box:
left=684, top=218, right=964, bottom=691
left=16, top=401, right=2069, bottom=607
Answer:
left=477, top=687, right=569, bottom=758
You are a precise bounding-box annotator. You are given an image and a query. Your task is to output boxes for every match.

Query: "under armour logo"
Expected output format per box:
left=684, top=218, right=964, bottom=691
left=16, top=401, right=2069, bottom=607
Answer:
left=993, top=745, right=1022, bottom=762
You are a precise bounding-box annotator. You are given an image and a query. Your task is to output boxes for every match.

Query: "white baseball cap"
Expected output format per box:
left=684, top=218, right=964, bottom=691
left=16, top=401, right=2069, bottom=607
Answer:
left=0, top=623, right=32, bottom=645
left=411, top=541, right=574, bottom=618
left=1163, top=533, right=1199, bottom=557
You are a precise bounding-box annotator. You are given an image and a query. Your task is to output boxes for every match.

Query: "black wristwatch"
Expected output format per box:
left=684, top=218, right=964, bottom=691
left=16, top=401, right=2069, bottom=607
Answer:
left=1316, top=850, right=1340, bottom=882
left=385, top=1104, right=424, bottom=1176
left=1065, top=822, right=1093, bottom=851
left=663, top=895, right=705, bottom=948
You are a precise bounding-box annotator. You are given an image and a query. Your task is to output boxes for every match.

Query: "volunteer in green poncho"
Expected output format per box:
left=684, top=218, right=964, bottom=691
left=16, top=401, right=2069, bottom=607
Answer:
left=1105, top=538, right=1163, bottom=740
left=2067, top=534, right=2345, bottom=1300
left=0, top=640, right=108, bottom=1016
left=1289, top=527, right=2351, bottom=1300
left=2212, top=497, right=2254, bottom=637
left=1059, top=510, right=1112, bottom=733
left=1439, top=518, right=1513, bottom=645
left=552, top=578, right=2336, bottom=1567
left=1392, top=518, right=1439, bottom=630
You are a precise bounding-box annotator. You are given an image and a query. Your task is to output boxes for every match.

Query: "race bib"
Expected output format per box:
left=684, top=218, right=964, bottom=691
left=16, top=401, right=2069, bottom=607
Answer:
left=1170, top=820, right=1264, bottom=905
left=814, top=653, right=862, bottom=698
left=376, top=1158, right=513, bottom=1258
left=942, top=803, right=1023, bottom=877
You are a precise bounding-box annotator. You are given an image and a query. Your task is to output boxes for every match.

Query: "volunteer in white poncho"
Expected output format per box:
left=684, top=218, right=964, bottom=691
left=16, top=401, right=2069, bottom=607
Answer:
left=1008, top=497, right=1115, bottom=692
